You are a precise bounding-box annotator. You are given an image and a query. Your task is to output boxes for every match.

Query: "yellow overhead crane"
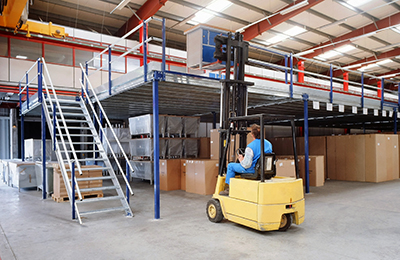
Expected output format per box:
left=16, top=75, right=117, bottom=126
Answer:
left=0, top=0, right=67, bottom=38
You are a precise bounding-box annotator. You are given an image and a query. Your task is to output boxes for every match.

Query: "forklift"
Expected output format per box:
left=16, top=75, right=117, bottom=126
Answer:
left=206, top=32, right=305, bottom=231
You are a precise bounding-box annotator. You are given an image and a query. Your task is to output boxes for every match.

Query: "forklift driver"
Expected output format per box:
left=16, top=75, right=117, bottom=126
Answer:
left=220, top=124, right=273, bottom=196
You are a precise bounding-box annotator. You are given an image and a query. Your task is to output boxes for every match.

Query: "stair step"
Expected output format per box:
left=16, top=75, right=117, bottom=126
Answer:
left=63, top=158, right=104, bottom=162
left=48, top=105, right=82, bottom=110
left=66, top=166, right=110, bottom=172
left=76, top=195, right=123, bottom=204
left=79, top=206, right=126, bottom=216
left=56, top=112, right=86, bottom=117
left=56, top=134, right=93, bottom=137
left=48, top=99, right=79, bottom=104
left=79, top=186, right=118, bottom=192
left=71, top=176, right=113, bottom=181
left=61, top=150, right=101, bottom=153
left=70, top=142, right=100, bottom=145
left=59, top=126, right=92, bottom=130
left=61, top=119, right=88, bottom=123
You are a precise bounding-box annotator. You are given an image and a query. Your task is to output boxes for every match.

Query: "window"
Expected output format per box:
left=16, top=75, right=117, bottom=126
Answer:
left=10, top=38, right=41, bottom=60
left=0, top=36, right=8, bottom=57
left=45, top=44, right=73, bottom=65
left=75, top=49, right=100, bottom=69
left=103, top=54, right=125, bottom=73
left=127, top=57, right=140, bottom=72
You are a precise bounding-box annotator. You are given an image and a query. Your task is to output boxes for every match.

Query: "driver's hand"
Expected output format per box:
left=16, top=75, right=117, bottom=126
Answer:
left=238, top=154, right=244, bottom=162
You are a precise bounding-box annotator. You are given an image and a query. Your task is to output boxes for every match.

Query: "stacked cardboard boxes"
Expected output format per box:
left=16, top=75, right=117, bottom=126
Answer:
left=327, top=134, right=398, bottom=182
left=276, top=155, right=325, bottom=187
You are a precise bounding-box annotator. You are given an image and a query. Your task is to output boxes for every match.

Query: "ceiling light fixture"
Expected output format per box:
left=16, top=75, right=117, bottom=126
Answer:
left=110, top=0, right=131, bottom=14
left=207, top=0, right=232, bottom=12
left=280, top=1, right=309, bottom=15
left=16, top=55, right=28, bottom=59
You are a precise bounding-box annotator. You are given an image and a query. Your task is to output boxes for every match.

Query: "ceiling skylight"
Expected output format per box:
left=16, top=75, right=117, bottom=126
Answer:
left=346, top=0, right=372, bottom=7
left=376, top=59, right=391, bottom=65
left=207, top=0, right=232, bottom=12
left=285, top=26, right=307, bottom=36
left=335, top=45, right=356, bottom=53
left=191, top=10, right=214, bottom=24
left=188, top=0, right=232, bottom=25
left=318, top=50, right=340, bottom=59
left=266, top=26, right=307, bottom=44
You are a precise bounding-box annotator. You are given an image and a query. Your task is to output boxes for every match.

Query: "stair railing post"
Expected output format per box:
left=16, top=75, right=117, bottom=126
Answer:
left=26, top=72, right=29, bottom=110
left=72, top=161, right=76, bottom=220
left=108, top=46, right=112, bottom=96
left=53, top=103, right=56, bottom=151
left=126, top=161, right=130, bottom=204
left=41, top=102, right=47, bottom=199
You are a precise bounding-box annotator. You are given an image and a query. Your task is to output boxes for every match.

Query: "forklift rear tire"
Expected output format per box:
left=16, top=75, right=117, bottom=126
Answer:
left=278, top=214, right=292, bottom=231
left=207, top=199, right=223, bottom=223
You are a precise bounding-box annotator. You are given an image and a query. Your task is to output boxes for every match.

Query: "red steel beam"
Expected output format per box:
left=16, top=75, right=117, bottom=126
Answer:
left=242, top=0, right=323, bottom=41
left=303, top=12, right=400, bottom=59
left=116, top=0, right=168, bottom=37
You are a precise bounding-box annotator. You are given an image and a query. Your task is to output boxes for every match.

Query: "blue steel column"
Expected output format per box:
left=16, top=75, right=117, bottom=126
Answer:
left=153, top=72, right=160, bottom=219
left=81, top=68, right=85, bottom=100
left=41, top=103, right=47, bottom=199
left=126, top=161, right=130, bottom=204
left=285, top=55, right=288, bottom=84
left=26, top=73, right=29, bottom=110
left=398, top=83, right=400, bottom=108
left=361, top=73, right=364, bottom=108
left=21, top=114, right=24, bottom=161
left=380, top=78, right=384, bottom=111
left=161, top=18, right=166, bottom=81
left=302, top=94, right=310, bottom=194
left=394, top=108, right=398, bottom=134
left=72, top=161, right=76, bottom=219
left=329, top=64, right=333, bottom=104
left=85, top=62, right=89, bottom=103
left=290, top=53, right=293, bottom=98
left=108, top=46, right=112, bottom=96
left=143, top=22, right=148, bottom=82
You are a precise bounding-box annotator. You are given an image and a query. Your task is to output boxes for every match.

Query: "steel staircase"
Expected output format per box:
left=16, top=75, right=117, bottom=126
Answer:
left=39, top=58, right=134, bottom=224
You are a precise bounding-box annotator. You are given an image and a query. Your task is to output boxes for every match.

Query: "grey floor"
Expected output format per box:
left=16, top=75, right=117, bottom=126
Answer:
left=1, top=178, right=400, bottom=260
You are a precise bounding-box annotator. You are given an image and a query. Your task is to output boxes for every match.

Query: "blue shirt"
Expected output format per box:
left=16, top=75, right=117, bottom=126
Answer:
left=247, top=139, right=273, bottom=170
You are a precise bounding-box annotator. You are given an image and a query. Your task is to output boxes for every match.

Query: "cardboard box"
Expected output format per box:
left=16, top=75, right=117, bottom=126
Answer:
left=277, top=155, right=325, bottom=187
left=326, top=136, right=336, bottom=180
left=181, top=159, right=187, bottom=190
left=210, top=129, right=219, bottom=160
left=159, top=159, right=181, bottom=191
left=275, top=158, right=296, bottom=178
left=199, top=137, right=210, bottom=159
left=185, top=159, right=219, bottom=195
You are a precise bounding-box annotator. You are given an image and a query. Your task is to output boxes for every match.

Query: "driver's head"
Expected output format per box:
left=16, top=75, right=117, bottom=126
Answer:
left=250, top=124, right=261, bottom=139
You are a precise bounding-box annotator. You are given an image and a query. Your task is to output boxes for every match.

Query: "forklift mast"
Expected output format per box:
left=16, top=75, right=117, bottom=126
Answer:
left=214, top=32, right=254, bottom=175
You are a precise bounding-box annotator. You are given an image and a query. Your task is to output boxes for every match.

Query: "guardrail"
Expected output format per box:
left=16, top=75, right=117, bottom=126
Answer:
left=248, top=43, right=400, bottom=110
left=83, top=17, right=166, bottom=97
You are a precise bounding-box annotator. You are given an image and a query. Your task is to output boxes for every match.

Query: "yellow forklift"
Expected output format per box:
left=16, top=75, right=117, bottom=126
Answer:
left=206, top=32, right=304, bottom=231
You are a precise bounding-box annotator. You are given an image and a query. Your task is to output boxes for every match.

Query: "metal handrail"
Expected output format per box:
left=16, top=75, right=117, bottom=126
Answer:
left=79, top=63, right=134, bottom=195
left=41, top=58, right=84, bottom=199
left=86, top=17, right=154, bottom=65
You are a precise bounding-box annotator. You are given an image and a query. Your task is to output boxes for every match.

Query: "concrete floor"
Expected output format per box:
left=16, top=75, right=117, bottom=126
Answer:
left=1, top=178, right=400, bottom=260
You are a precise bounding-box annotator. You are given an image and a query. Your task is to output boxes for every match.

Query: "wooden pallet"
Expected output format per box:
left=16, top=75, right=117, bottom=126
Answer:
left=52, top=192, right=104, bottom=203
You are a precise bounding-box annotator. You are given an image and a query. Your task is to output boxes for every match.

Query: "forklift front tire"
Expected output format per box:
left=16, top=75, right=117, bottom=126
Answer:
left=207, top=199, right=223, bottom=223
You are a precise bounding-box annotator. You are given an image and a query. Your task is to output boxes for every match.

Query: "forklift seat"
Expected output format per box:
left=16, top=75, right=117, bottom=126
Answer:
left=240, top=153, right=276, bottom=180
